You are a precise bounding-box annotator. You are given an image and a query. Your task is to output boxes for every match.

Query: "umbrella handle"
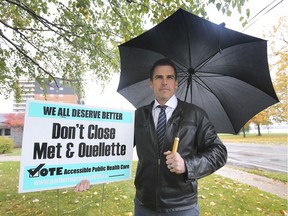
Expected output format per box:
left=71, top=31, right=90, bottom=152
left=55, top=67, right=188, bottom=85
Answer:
left=172, top=137, right=180, bottom=153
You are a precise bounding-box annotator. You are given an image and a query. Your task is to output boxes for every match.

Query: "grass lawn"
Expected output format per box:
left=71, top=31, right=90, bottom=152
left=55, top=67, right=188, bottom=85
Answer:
left=4, top=147, right=22, bottom=156
left=0, top=161, right=287, bottom=216
left=218, top=133, right=287, bottom=145
left=232, top=166, right=288, bottom=183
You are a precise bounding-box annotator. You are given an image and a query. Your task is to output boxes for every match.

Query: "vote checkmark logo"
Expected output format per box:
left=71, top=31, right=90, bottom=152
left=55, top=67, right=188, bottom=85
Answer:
left=28, top=163, right=45, bottom=177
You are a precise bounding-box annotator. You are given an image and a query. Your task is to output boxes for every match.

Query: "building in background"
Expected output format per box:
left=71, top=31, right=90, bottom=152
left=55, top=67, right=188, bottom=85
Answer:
left=1, top=78, right=81, bottom=147
left=0, top=113, right=24, bottom=148
left=13, top=80, right=35, bottom=113
left=13, top=78, right=81, bottom=112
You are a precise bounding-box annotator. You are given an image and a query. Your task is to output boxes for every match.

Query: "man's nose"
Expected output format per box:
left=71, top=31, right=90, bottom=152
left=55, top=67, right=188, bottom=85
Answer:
left=162, top=78, right=167, bottom=85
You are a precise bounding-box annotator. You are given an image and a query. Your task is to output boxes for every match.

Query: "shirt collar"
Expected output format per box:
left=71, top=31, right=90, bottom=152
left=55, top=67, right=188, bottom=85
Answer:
left=153, top=95, right=178, bottom=110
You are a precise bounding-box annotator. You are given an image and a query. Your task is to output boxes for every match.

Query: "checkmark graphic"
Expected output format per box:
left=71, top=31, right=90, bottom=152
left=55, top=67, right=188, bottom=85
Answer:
left=28, top=163, right=45, bottom=177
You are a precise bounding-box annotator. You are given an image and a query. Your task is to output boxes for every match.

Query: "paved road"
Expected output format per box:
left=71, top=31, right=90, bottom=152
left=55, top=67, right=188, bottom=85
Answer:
left=225, top=143, right=288, bottom=173
left=133, top=143, right=288, bottom=173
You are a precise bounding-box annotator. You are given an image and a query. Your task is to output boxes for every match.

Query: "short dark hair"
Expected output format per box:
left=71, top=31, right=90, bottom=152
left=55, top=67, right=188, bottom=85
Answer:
left=150, top=58, right=177, bottom=80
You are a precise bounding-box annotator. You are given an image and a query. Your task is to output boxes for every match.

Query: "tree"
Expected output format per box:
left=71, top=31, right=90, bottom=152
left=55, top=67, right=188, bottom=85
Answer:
left=0, top=0, right=250, bottom=101
left=4, top=112, right=25, bottom=128
left=241, top=121, right=251, bottom=137
left=248, top=16, right=287, bottom=135
left=267, top=16, right=288, bottom=124
left=250, top=110, right=272, bottom=136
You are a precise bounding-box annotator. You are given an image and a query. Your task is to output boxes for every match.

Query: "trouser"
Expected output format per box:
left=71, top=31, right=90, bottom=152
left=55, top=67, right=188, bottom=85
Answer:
left=134, top=198, right=199, bottom=216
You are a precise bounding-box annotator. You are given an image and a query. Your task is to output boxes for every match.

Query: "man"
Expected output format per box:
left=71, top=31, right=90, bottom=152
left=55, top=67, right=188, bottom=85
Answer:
left=133, top=58, right=227, bottom=215
left=75, top=58, right=227, bottom=215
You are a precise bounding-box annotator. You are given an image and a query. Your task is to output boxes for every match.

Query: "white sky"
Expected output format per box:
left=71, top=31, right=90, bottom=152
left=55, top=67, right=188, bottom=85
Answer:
left=0, top=0, right=286, bottom=112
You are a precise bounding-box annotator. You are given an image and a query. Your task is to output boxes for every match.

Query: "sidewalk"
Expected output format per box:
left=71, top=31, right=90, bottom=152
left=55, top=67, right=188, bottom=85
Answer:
left=1, top=154, right=287, bottom=199
left=0, top=155, right=21, bottom=162
left=215, top=166, right=288, bottom=200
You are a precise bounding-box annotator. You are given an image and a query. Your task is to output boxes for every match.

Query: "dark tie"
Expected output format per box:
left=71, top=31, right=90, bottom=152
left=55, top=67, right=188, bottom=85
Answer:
left=156, top=105, right=167, bottom=153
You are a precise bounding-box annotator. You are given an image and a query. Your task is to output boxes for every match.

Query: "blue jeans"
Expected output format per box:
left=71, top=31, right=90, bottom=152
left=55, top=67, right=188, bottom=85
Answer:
left=134, top=198, right=199, bottom=216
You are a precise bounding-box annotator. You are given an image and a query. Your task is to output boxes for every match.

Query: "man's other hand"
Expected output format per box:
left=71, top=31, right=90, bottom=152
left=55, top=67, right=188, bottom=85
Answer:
left=74, top=180, right=90, bottom=192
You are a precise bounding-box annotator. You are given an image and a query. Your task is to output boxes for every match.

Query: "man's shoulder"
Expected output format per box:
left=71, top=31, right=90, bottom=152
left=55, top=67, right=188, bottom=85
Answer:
left=177, top=100, right=205, bottom=113
left=135, top=102, right=153, bottom=115
left=177, top=100, right=210, bottom=120
left=137, top=101, right=154, bottom=110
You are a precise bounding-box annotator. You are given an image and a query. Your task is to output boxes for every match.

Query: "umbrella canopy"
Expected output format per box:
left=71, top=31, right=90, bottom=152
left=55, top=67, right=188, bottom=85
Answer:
left=117, top=8, right=279, bottom=134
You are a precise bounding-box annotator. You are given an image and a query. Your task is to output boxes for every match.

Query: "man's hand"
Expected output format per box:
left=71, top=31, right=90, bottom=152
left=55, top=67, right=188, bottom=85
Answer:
left=164, top=151, right=186, bottom=174
left=74, top=180, right=90, bottom=192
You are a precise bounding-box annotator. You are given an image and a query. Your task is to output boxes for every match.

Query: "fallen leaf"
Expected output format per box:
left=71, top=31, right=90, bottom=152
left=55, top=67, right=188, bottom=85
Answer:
left=280, top=210, right=288, bottom=215
left=219, top=194, right=224, bottom=200
left=210, top=201, right=216, bottom=206
left=32, top=199, right=39, bottom=203
left=198, top=195, right=206, bottom=199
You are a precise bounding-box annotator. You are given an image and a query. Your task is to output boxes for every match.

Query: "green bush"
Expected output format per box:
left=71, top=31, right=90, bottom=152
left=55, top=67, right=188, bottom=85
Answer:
left=0, top=137, right=15, bottom=154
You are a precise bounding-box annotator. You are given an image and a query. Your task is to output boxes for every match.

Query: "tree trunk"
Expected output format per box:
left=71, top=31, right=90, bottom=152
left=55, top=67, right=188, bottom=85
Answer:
left=257, top=124, right=262, bottom=136
left=242, top=127, right=246, bottom=137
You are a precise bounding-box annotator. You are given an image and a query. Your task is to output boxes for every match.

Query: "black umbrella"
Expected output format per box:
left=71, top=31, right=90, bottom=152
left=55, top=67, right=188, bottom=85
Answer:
left=117, top=8, right=279, bottom=134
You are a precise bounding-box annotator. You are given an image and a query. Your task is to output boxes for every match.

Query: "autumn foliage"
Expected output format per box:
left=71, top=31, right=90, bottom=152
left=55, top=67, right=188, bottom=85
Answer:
left=4, top=113, right=25, bottom=127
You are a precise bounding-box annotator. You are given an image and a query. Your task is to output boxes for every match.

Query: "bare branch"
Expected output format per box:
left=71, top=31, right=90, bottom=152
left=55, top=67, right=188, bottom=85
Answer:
left=0, top=19, right=46, bottom=56
left=0, top=29, right=58, bottom=87
left=152, top=0, right=166, bottom=7
left=5, top=0, right=74, bottom=44
left=0, top=18, right=49, bottom=32
left=132, top=0, right=158, bottom=13
left=57, top=1, right=88, bottom=26
left=107, top=0, right=133, bottom=37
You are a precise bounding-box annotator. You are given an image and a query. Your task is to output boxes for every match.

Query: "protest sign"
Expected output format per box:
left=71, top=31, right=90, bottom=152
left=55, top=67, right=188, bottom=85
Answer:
left=18, top=100, right=134, bottom=193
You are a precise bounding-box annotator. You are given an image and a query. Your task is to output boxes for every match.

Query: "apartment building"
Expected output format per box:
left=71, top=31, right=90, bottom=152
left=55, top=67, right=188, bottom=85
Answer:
left=1, top=78, right=80, bottom=147
left=13, top=78, right=80, bottom=112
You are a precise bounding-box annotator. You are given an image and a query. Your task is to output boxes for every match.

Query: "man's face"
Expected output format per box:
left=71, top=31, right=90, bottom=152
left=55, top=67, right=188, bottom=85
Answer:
left=150, top=65, right=178, bottom=105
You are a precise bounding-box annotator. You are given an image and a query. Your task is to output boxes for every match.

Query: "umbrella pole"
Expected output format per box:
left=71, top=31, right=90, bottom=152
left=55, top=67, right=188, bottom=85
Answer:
left=184, top=73, right=192, bottom=102
left=173, top=73, right=192, bottom=153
